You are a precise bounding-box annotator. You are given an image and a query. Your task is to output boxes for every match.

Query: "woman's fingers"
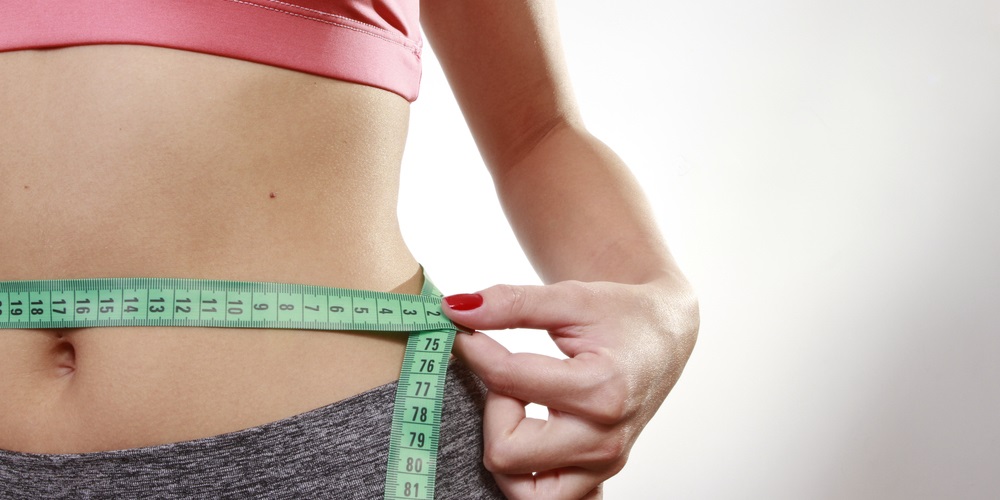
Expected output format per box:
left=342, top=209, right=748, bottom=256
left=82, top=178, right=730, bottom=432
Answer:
left=481, top=391, right=628, bottom=475
left=494, top=467, right=608, bottom=500
left=443, top=282, right=599, bottom=334
left=444, top=279, right=696, bottom=499
left=453, top=331, right=628, bottom=424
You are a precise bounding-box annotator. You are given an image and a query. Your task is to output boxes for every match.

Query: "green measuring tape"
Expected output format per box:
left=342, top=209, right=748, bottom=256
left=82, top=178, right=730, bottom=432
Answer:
left=0, top=276, right=457, bottom=500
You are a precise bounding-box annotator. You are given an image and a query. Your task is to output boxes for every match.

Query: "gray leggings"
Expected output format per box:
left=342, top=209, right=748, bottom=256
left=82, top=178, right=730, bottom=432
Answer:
left=0, top=361, right=504, bottom=499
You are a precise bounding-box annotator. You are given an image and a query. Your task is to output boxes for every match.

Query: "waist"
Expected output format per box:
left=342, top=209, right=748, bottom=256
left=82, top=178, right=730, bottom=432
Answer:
left=0, top=191, right=425, bottom=454
left=0, top=268, right=426, bottom=454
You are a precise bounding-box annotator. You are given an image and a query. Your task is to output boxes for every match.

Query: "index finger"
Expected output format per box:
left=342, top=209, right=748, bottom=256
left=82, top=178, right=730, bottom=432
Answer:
left=443, top=282, right=600, bottom=333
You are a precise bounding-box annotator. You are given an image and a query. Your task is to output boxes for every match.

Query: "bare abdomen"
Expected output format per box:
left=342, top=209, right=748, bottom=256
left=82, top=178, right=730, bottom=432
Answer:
left=0, top=44, right=421, bottom=453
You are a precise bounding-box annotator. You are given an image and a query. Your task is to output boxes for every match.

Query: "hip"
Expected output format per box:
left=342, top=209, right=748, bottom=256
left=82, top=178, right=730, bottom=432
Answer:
left=0, top=360, right=503, bottom=499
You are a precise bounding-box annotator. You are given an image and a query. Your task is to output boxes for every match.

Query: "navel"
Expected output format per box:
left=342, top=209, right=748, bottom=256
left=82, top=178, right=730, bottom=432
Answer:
left=51, top=337, right=76, bottom=377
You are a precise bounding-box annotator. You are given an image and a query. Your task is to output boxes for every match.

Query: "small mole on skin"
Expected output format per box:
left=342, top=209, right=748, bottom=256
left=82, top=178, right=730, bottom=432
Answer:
left=24, top=185, right=29, bottom=190
left=269, top=192, right=277, bottom=199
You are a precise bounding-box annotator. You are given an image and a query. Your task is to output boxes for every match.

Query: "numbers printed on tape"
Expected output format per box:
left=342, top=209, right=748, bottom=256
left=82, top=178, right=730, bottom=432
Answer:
left=0, top=277, right=456, bottom=500
left=0, top=278, right=451, bottom=331
left=386, top=326, right=454, bottom=500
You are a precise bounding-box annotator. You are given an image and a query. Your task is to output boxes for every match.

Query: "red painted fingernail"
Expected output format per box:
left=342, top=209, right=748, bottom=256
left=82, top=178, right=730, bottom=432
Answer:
left=444, top=293, right=483, bottom=311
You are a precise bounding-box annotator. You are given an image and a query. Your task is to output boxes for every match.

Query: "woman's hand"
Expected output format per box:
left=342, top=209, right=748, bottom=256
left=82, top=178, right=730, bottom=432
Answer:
left=443, top=278, right=699, bottom=499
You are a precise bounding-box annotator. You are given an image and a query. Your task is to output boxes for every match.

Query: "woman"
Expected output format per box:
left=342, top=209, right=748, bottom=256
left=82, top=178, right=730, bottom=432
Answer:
left=0, top=0, right=698, bottom=498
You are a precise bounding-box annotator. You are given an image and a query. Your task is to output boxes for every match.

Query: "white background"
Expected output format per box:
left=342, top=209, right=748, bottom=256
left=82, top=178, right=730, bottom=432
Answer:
left=400, top=1, right=1000, bottom=498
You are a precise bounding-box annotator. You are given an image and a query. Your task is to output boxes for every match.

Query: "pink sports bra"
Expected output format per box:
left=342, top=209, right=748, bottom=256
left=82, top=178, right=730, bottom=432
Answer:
left=0, top=0, right=422, bottom=102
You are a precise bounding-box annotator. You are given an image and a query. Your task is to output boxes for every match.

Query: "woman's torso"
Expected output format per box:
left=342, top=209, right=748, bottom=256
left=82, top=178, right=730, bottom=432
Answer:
left=0, top=44, right=421, bottom=453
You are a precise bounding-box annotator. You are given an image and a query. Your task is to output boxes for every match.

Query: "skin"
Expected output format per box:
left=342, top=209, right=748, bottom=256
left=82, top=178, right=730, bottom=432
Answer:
left=424, top=1, right=699, bottom=498
left=0, top=44, right=420, bottom=452
left=0, top=1, right=698, bottom=498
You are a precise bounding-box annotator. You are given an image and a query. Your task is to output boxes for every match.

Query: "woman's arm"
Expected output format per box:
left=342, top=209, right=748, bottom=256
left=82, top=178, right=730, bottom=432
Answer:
left=422, top=1, right=699, bottom=498
left=420, top=0, right=681, bottom=284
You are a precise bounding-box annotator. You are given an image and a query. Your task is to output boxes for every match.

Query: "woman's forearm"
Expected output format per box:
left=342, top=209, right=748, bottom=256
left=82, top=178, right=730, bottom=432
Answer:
left=448, top=118, right=699, bottom=500
left=490, top=120, right=685, bottom=287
